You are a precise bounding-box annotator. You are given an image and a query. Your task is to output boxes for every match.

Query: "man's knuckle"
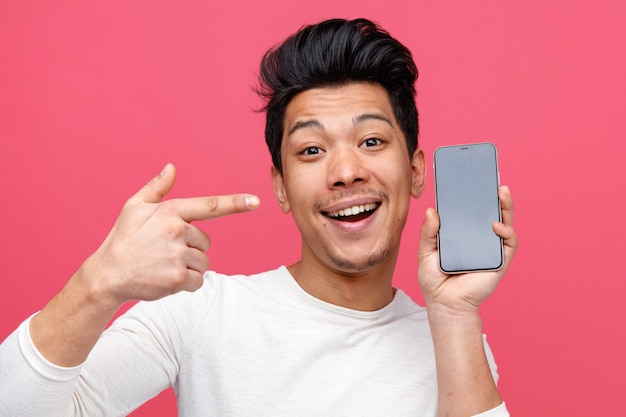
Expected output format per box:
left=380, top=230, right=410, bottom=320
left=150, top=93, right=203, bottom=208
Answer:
left=170, top=266, right=188, bottom=285
left=205, top=196, right=220, bottom=213
left=199, top=255, right=210, bottom=271
left=172, top=221, right=188, bottom=236
left=158, top=200, right=177, bottom=215
left=170, top=245, right=186, bottom=259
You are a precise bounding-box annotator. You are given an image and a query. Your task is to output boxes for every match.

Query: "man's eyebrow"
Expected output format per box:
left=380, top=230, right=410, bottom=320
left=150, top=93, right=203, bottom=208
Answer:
left=353, top=113, right=393, bottom=126
left=288, top=119, right=324, bottom=137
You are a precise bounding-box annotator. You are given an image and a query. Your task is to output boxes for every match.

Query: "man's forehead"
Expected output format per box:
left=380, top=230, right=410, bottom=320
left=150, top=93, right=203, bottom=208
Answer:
left=283, top=83, right=396, bottom=134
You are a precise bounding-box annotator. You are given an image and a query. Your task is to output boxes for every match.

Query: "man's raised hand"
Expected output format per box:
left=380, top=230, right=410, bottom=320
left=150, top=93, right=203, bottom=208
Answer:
left=417, top=185, right=518, bottom=314
left=83, top=163, right=260, bottom=307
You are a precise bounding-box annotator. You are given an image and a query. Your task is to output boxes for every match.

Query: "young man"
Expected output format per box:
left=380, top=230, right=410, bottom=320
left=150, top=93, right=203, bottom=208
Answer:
left=0, top=18, right=517, bottom=416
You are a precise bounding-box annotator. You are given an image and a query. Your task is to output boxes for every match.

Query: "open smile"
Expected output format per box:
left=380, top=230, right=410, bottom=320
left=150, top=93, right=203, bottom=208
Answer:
left=323, top=202, right=380, bottom=222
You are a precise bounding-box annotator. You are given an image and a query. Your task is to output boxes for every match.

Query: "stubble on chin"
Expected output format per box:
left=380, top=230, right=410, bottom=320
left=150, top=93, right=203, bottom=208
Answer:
left=326, top=244, right=393, bottom=273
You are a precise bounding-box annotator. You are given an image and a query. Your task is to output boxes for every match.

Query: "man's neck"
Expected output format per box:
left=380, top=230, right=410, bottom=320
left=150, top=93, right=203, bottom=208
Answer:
left=287, top=258, right=397, bottom=311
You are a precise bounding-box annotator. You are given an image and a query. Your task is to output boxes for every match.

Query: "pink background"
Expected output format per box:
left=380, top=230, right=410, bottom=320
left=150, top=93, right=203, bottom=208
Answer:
left=1, top=1, right=624, bottom=415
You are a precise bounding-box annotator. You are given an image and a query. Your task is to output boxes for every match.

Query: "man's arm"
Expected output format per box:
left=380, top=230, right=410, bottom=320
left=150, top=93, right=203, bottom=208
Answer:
left=30, top=163, right=259, bottom=366
left=30, top=165, right=259, bottom=366
left=418, top=186, right=517, bottom=417
left=0, top=164, right=260, bottom=415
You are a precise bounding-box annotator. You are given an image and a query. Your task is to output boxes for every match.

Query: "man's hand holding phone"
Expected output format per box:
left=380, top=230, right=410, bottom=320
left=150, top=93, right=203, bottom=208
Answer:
left=419, top=142, right=518, bottom=313
left=417, top=185, right=517, bottom=313
left=417, top=180, right=517, bottom=416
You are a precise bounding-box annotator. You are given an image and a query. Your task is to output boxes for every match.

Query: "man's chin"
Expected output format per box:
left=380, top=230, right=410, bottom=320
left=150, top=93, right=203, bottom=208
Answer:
left=327, top=247, right=392, bottom=274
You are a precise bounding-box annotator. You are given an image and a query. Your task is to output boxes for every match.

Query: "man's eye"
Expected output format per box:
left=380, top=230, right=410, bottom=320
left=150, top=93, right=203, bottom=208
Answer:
left=362, top=138, right=382, bottom=147
left=302, top=146, right=324, bottom=155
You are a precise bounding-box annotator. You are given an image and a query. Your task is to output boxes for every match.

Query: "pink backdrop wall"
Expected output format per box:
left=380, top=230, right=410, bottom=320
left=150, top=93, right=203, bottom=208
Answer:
left=1, top=1, right=624, bottom=415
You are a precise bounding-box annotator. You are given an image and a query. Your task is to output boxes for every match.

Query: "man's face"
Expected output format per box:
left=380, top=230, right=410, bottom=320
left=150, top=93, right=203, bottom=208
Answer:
left=272, top=82, right=426, bottom=274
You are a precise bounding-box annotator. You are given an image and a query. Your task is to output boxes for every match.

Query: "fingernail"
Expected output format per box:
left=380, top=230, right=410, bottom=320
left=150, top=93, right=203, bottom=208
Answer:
left=245, top=195, right=260, bottom=209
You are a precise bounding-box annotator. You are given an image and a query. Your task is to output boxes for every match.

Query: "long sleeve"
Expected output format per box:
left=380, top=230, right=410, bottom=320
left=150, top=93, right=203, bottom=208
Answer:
left=0, top=310, right=176, bottom=417
left=0, top=276, right=219, bottom=417
left=0, top=272, right=218, bottom=417
left=0, top=316, right=83, bottom=417
left=0, top=292, right=203, bottom=417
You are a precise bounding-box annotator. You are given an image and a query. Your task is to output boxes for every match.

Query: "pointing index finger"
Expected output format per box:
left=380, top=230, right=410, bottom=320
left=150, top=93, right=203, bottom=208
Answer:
left=171, top=194, right=260, bottom=222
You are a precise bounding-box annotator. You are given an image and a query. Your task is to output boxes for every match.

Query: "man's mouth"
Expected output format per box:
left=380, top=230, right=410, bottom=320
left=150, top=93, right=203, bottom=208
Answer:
left=323, top=202, right=380, bottom=222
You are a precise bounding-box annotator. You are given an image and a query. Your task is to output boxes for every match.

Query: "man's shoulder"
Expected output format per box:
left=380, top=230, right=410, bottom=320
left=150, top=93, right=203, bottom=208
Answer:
left=204, top=265, right=288, bottom=282
left=199, top=265, right=292, bottom=301
left=117, top=267, right=290, bottom=333
left=202, top=265, right=288, bottom=291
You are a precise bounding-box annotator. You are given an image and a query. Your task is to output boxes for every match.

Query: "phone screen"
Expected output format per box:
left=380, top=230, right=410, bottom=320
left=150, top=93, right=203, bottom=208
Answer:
left=433, top=142, right=503, bottom=274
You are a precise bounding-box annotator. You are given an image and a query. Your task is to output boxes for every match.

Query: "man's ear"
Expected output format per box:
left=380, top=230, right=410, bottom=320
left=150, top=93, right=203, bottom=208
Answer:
left=271, top=166, right=291, bottom=213
left=410, top=148, right=427, bottom=198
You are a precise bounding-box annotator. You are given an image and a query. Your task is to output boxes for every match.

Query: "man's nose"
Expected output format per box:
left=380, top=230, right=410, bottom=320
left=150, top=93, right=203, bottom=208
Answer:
left=327, top=146, right=370, bottom=188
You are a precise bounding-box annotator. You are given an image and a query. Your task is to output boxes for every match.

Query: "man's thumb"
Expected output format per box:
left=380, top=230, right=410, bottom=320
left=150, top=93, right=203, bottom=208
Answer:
left=127, top=163, right=177, bottom=205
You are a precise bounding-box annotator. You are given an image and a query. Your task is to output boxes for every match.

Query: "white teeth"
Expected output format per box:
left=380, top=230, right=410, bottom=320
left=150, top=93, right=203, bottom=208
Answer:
left=327, top=203, right=378, bottom=218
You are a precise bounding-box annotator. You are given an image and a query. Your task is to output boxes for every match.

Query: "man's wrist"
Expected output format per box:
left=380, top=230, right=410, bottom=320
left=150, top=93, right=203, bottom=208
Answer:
left=75, top=253, right=127, bottom=311
left=29, top=257, right=124, bottom=367
left=426, top=302, right=483, bottom=329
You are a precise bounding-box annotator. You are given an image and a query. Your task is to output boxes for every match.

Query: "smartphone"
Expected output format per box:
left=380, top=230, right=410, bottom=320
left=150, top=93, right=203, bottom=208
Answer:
left=433, top=142, right=503, bottom=274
